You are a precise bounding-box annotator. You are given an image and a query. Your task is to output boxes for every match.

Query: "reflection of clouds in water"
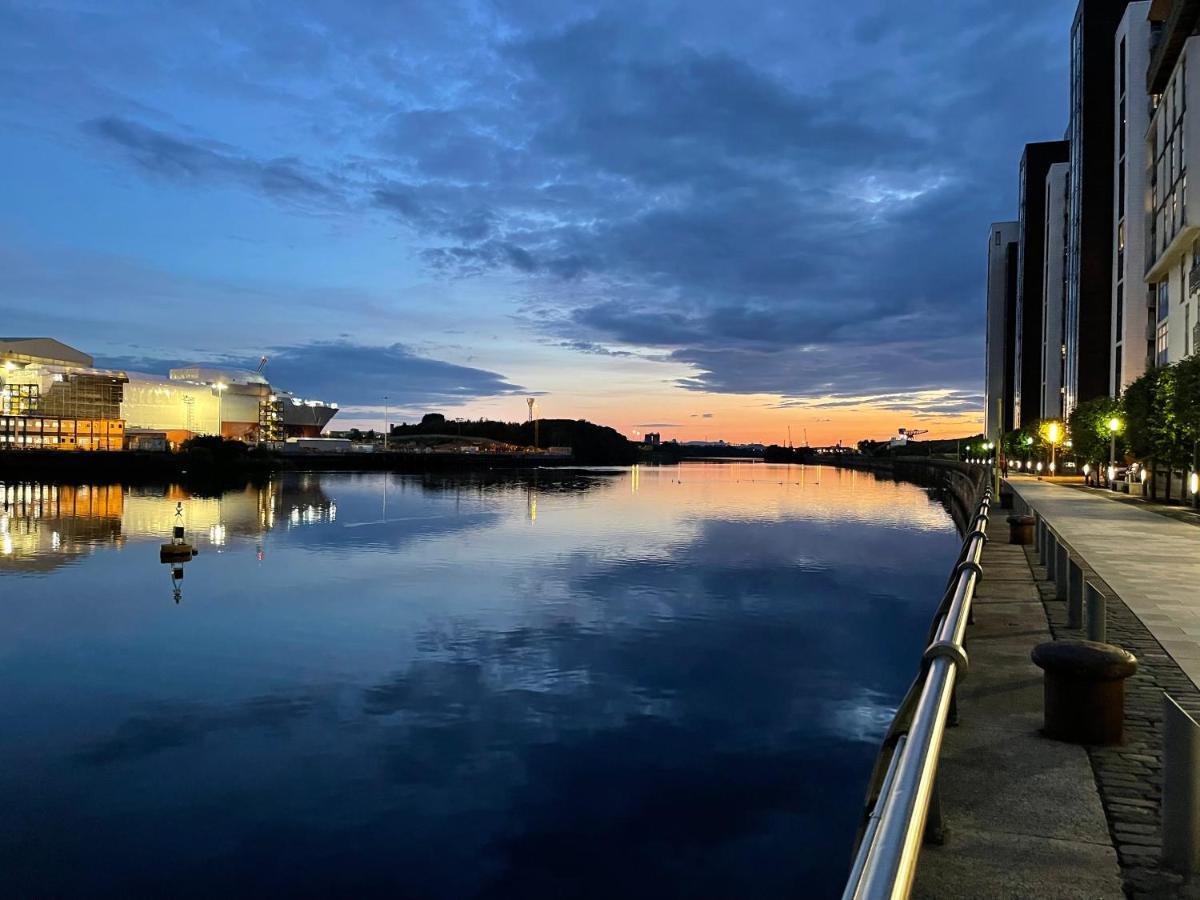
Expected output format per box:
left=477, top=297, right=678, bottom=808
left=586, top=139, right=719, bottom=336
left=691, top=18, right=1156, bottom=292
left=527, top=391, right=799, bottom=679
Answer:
left=13, top=464, right=959, bottom=898
left=826, top=689, right=901, bottom=744
left=73, top=693, right=323, bottom=766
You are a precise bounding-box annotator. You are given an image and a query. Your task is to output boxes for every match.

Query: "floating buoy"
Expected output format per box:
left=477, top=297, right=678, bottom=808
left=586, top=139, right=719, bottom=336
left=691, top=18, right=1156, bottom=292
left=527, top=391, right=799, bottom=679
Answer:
left=160, top=543, right=197, bottom=562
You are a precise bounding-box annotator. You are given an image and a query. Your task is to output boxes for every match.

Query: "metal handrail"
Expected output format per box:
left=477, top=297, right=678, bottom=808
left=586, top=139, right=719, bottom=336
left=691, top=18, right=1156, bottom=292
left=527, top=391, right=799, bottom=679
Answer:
left=842, top=482, right=991, bottom=900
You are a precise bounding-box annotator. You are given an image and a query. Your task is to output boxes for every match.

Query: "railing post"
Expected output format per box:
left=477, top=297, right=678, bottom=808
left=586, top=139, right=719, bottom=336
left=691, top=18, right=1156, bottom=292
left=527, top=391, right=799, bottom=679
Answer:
left=1036, top=516, right=1046, bottom=565
left=924, top=777, right=946, bottom=846
left=1085, top=581, right=1107, bottom=643
left=1046, top=532, right=1058, bottom=583
left=1163, top=694, right=1200, bottom=874
left=1055, top=543, right=1069, bottom=601
left=1067, top=560, right=1083, bottom=629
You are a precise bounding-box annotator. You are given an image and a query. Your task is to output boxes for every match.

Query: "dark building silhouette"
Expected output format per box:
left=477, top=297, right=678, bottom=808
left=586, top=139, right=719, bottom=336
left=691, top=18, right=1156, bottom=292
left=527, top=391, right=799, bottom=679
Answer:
left=1014, top=140, right=1070, bottom=427
left=1064, top=0, right=1135, bottom=412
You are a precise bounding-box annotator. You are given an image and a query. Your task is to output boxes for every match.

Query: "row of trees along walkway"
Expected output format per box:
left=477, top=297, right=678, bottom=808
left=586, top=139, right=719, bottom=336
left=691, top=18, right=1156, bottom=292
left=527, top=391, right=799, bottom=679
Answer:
left=1001, top=353, right=1200, bottom=504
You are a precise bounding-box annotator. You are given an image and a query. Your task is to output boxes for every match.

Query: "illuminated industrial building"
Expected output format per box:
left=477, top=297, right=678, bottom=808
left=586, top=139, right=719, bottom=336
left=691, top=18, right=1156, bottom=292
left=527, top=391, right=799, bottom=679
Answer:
left=0, top=338, right=338, bottom=450
left=0, top=338, right=128, bottom=450
left=121, top=367, right=337, bottom=445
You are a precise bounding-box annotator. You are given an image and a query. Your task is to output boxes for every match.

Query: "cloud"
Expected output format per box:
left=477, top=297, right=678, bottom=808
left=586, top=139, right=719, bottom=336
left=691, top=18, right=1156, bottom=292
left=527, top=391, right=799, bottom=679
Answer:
left=98, top=340, right=525, bottom=408
left=83, top=116, right=345, bottom=210
left=635, top=423, right=681, bottom=428
left=5, top=0, right=1071, bottom=414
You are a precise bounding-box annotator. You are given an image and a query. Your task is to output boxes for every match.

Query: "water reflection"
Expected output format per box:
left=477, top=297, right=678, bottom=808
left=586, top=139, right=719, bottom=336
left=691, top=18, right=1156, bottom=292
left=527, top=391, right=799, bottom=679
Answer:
left=0, top=464, right=958, bottom=898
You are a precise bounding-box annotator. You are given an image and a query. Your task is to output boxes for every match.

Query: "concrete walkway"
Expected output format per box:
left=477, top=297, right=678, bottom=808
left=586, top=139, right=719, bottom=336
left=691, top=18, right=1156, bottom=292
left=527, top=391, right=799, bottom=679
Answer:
left=1008, top=477, right=1200, bottom=689
left=913, top=520, right=1123, bottom=899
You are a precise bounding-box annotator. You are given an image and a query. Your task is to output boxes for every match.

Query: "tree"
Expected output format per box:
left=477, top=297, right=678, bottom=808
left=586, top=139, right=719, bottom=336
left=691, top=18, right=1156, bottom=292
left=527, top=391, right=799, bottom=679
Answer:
left=1122, top=368, right=1161, bottom=463
left=1068, top=396, right=1119, bottom=483
left=1171, top=354, right=1200, bottom=471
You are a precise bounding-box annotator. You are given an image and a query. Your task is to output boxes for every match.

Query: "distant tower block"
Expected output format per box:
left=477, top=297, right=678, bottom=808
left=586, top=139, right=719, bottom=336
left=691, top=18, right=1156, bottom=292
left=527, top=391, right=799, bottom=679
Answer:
left=527, top=397, right=539, bottom=449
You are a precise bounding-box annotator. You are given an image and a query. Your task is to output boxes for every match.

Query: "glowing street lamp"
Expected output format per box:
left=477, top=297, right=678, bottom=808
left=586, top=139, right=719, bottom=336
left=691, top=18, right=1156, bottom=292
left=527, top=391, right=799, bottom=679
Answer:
left=1044, top=420, right=1063, bottom=478
left=1107, top=417, right=1122, bottom=489
left=214, top=382, right=228, bottom=437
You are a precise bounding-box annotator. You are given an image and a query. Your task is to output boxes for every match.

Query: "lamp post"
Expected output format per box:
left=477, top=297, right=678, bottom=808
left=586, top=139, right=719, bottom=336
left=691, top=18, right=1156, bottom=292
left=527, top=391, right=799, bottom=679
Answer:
left=383, top=395, right=389, bottom=451
left=1108, top=417, right=1121, bottom=490
left=1047, top=421, right=1060, bottom=478
left=214, top=382, right=228, bottom=438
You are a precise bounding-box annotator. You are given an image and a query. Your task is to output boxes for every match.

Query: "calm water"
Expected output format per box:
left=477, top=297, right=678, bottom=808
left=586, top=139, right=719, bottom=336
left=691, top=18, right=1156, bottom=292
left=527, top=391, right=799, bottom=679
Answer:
left=0, top=463, right=959, bottom=898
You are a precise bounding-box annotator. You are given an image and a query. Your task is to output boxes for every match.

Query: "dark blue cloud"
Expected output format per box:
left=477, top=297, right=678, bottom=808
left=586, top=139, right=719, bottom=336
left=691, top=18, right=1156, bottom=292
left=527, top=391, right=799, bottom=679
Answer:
left=98, top=341, right=524, bottom=408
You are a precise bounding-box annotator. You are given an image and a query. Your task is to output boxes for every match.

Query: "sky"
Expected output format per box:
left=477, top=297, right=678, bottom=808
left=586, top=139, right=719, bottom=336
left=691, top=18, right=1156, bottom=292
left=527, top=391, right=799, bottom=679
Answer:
left=0, top=0, right=1077, bottom=444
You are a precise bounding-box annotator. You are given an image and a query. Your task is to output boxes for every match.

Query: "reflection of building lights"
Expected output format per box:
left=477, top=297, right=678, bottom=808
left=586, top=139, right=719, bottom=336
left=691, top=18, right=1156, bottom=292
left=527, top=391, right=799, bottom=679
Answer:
left=51, top=530, right=61, bottom=550
left=2, top=534, right=11, bottom=555
left=209, top=523, right=226, bottom=546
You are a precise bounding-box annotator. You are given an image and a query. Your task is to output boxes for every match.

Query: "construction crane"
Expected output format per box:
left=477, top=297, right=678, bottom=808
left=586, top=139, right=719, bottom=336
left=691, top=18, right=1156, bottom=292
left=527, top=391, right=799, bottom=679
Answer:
left=905, top=428, right=930, bottom=440
left=256, top=356, right=269, bottom=374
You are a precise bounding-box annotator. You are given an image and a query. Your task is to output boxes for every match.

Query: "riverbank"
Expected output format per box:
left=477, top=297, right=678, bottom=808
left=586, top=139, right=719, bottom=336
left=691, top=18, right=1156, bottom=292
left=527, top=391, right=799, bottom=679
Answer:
left=0, top=448, right=608, bottom=484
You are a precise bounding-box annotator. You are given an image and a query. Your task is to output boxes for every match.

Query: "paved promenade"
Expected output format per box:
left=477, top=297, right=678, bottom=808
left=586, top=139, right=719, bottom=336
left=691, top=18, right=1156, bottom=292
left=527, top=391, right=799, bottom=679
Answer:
left=1008, top=477, right=1200, bottom=688
left=913, top=523, right=1123, bottom=899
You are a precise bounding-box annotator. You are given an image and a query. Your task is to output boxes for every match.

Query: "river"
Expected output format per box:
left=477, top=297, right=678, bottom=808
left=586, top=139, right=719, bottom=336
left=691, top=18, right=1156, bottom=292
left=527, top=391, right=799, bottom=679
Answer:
left=0, top=462, right=960, bottom=898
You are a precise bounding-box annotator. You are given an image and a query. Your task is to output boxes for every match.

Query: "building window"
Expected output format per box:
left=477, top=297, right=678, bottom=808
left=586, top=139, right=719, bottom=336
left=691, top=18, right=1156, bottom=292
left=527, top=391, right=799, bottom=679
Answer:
left=1116, top=282, right=1124, bottom=336
left=1120, top=37, right=1127, bottom=96
left=1119, top=161, right=1126, bottom=217
left=1158, top=321, right=1170, bottom=365
left=1120, top=96, right=1127, bottom=158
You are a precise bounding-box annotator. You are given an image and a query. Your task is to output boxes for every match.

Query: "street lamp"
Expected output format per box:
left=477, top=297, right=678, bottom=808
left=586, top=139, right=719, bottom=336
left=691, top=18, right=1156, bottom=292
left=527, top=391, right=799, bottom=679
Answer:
left=214, top=382, right=228, bottom=438
left=1107, top=417, right=1121, bottom=490
left=1046, top=421, right=1061, bottom=478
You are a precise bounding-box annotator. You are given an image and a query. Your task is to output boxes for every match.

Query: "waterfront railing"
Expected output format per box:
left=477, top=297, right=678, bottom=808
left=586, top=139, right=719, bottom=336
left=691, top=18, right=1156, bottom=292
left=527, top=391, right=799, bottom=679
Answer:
left=841, top=478, right=992, bottom=900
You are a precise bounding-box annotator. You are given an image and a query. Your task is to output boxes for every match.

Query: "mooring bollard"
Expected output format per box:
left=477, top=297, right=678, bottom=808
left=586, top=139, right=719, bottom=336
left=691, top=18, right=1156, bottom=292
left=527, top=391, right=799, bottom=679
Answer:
left=1085, top=581, right=1107, bottom=643
left=1163, top=694, right=1200, bottom=874
left=1067, top=560, right=1083, bottom=629
left=1007, top=514, right=1035, bottom=545
left=1030, top=641, right=1138, bottom=745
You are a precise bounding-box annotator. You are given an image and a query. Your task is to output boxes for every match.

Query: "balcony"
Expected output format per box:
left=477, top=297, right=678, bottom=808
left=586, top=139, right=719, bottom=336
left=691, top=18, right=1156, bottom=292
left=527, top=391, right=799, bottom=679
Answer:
left=1147, top=0, right=1200, bottom=95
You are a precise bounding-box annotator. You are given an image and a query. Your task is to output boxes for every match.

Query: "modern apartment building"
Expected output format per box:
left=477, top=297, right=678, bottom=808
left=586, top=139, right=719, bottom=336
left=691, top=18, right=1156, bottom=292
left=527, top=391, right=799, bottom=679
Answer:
left=1144, top=0, right=1200, bottom=366
left=1015, top=141, right=1070, bottom=427
left=1113, top=3, right=1154, bottom=393
left=1064, top=0, right=1135, bottom=413
left=985, top=221, right=1020, bottom=438
left=1041, top=162, right=1071, bottom=420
